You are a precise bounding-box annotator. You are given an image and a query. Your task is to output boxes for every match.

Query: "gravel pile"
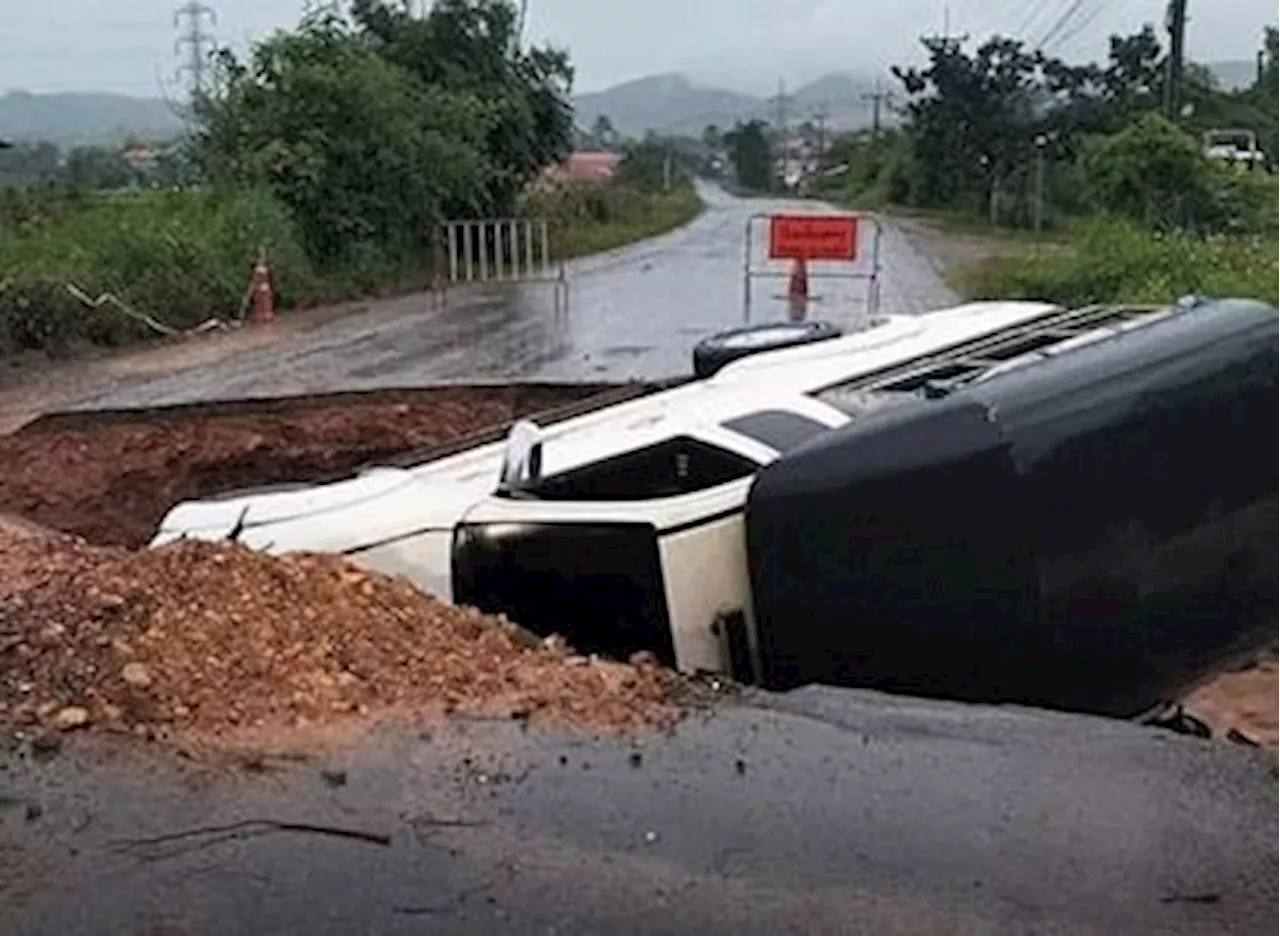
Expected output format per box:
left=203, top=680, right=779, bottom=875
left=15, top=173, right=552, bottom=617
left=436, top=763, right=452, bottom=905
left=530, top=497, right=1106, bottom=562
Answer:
left=0, top=527, right=676, bottom=741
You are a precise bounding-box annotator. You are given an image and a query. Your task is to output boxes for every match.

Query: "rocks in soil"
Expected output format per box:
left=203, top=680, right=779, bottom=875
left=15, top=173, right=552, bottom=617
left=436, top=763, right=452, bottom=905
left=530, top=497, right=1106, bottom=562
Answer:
left=120, top=662, right=152, bottom=689
left=51, top=706, right=90, bottom=732
left=0, top=529, right=676, bottom=741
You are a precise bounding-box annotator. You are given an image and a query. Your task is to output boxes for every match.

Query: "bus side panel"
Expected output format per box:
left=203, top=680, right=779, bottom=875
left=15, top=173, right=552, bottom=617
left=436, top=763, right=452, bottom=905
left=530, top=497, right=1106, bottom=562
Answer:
left=747, top=299, right=1278, bottom=717
left=993, top=299, right=1279, bottom=715
left=745, top=399, right=1036, bottom=699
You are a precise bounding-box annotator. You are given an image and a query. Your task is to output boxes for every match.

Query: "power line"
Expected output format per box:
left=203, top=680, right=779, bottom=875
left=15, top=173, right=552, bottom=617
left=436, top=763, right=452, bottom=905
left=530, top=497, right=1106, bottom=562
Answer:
left=174, top=2, right=217, bottom=100
left=1036, top=0, right=1087, bottom=49
left=1016, top=0, right=1064, bottom=40
left=1050, top=0, right=1112, bottom=54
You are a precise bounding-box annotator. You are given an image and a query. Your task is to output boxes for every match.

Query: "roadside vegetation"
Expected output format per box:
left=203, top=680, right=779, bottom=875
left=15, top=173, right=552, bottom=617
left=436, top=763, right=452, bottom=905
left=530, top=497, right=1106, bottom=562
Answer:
left=0, top=0, right=701, bottom=359
left=798, top=25, right=1279, bottom=306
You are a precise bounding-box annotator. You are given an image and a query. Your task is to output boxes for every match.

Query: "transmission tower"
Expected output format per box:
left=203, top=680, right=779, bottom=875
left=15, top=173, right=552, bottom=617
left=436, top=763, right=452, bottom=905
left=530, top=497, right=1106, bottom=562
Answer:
left=174, top=2, right=217, bottom=99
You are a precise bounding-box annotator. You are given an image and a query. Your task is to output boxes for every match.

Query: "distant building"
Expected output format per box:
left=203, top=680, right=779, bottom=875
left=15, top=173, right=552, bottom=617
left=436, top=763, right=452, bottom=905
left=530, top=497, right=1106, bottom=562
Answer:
left=121, top=143, right=159, bottom=174
left=541, top=150, right=622, bottom=185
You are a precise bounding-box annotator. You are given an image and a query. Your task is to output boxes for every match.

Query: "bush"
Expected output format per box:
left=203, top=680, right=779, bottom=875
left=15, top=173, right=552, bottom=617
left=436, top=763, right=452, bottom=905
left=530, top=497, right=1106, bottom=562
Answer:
left=519, top=181, right=702, bottom=258
left=957, top=217, right=1279, bottom=307
left=0, top=188, right=314, bottom=355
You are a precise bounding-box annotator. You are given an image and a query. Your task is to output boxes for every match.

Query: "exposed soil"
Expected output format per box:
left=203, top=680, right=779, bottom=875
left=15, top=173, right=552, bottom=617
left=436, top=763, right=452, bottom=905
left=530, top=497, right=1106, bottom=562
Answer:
left=0, top=385, right=612, bottom=549
left=0, top=526, right=676, bottom=740
left=1185, top=652, right=1279, bottom=748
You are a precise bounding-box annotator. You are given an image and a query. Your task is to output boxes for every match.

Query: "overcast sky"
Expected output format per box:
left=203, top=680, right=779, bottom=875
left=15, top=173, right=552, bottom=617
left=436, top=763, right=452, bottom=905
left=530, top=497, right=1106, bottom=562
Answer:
left=1, top=0, right=1275, bottom=97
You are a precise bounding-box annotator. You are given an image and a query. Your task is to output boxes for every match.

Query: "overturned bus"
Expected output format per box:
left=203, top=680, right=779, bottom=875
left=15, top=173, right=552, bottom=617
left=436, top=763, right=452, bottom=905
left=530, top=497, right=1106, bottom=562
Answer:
left=746, top=297, right=1277, bottom=716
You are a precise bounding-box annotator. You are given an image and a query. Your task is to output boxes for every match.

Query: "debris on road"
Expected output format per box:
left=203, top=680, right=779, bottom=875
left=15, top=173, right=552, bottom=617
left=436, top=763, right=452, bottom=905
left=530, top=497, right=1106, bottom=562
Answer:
left=0, top=528, right=676, bottom=741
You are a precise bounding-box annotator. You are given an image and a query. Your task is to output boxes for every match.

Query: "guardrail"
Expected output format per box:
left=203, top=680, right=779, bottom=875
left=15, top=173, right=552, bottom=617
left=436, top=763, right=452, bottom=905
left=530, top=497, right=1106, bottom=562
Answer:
left=432, top=218, right=569, bottom=318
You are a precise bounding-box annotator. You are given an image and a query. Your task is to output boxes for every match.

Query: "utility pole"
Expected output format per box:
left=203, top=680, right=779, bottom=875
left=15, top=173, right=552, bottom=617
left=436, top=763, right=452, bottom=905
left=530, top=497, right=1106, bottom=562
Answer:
left=1033, top=134, right=1048, bottom=235
left=1164, top=0, right=1188, bottom=119
left=770, top=78, right=790, bottom=193
left=921, top=3, right=968, bottom=53
left=813, top=105, right=828, bottom=157
left=861, top=80, right=893, bottom=140
left=174, top=2, right=217, bottom=100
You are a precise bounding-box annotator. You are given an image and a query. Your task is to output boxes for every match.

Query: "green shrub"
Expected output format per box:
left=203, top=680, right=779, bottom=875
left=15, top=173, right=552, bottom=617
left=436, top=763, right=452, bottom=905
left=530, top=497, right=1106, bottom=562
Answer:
left=519, top=181, right=702, bottom=258
left=957, top=217, right=1279, bottom=307
left=0, top=187, right=315, bottom=355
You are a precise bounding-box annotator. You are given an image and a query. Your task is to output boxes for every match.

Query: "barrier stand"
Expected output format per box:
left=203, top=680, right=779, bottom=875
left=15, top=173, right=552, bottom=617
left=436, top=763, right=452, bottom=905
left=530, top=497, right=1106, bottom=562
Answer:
left=743, top=213, right=882, bottom=325
left=431, top=218, right=569, bottom=321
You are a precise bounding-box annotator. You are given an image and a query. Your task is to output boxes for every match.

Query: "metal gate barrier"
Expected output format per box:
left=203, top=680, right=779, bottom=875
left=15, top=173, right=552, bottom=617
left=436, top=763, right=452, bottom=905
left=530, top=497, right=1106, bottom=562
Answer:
left=742, top=212, right=882, bottom=324
left=432, top=218, right=569, bottom=317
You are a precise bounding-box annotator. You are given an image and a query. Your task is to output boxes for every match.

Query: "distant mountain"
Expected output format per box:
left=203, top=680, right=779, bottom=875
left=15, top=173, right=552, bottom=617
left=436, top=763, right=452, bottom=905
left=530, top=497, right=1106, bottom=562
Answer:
left=573, top=72, right=881, bottom=139
left=0, top=91, right=186, bottom=148
left=1206, top=60, right=1259, bottom=91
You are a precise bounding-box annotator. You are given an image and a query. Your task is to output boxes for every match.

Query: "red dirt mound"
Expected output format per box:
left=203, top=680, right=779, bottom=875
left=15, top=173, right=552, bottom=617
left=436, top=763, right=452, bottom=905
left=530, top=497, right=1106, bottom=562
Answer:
left=0, top=530, right=676, bottom=740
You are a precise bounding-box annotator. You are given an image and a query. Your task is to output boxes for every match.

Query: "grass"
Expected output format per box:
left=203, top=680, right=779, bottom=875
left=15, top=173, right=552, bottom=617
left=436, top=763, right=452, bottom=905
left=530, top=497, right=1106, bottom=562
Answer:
left=0, top=187, right=317, bottom=355
left=954, top=216, right=1279, bottom=307
left=881, top=203, right=1072, bottom=245
left=523, top=181, right=703, bottom=260
left=1, top=180, right=703, bottom=357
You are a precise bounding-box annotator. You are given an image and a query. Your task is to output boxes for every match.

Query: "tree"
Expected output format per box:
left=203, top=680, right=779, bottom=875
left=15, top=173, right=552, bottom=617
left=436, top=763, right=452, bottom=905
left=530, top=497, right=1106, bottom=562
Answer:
left=351, top=0, right=574, bottom=215
left=1081, top=113, right=1213, bottom=229
left=591, top=115, right=617, bottom=148
left=723, top=120, right=771, bottom=191
left=618, top=135, right=695, bottom=190
left=0, top=141, right=61, bottom=186
left=888, top=26, right=1201, bottom=221
left=892, top=36, right=1044, bottom=215
left=1259, top=26, right=1279, bottom=89
left=196, top=10, right=494, bottom=262
left=63, top=146, right=133, bottom=191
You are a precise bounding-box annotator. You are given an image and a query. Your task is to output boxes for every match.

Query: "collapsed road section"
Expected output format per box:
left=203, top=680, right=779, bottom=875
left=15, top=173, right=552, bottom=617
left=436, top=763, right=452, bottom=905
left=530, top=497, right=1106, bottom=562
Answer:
left=0, top=300, right=1277, bottom=744
left=0, top=382, right=651, bottom=548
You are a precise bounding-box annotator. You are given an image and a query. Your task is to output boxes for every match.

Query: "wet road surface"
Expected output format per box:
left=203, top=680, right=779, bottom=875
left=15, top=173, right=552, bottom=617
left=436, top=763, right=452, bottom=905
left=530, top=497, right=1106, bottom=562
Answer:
left=2, top=687, right=1275, bottom=935
left=80, top=184, right=959, bottom=409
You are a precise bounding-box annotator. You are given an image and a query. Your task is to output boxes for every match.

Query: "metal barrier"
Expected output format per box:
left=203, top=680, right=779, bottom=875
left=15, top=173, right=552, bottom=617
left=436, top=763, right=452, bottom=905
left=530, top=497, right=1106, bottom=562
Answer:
left=742, top=212, right=882, bottom=324
left=432, top=218, right=569, bottom=318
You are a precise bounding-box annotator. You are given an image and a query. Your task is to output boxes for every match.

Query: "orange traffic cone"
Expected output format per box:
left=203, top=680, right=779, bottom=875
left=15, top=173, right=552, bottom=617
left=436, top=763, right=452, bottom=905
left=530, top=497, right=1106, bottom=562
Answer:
left=248, top=249, right=276, bottom=326
left=787, top=257, right=809, bottom=322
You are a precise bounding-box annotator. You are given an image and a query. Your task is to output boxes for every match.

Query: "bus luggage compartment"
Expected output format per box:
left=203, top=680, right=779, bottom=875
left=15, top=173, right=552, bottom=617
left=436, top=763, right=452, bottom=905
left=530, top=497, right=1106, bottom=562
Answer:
left=746, top=298, right=1278, bottom=717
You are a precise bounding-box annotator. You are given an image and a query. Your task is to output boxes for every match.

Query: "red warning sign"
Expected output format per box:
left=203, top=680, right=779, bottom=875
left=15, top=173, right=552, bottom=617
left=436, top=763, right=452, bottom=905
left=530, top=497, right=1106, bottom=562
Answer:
left=768, top=215, right=859, bottom=261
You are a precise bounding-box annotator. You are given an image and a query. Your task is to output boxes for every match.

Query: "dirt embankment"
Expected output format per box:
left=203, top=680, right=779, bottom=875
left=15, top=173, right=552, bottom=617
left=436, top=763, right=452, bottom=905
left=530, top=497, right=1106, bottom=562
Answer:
left=0, top=526, right=675, bottom=742
left=0, top=385, right=606, bottom=548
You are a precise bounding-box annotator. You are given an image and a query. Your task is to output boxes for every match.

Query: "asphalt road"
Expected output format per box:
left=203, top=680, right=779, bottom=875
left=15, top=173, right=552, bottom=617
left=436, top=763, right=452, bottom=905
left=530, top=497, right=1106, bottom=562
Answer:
left=80, top=184, right=958, bottom=409
left=2, top=687, right=1275, bottom=935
